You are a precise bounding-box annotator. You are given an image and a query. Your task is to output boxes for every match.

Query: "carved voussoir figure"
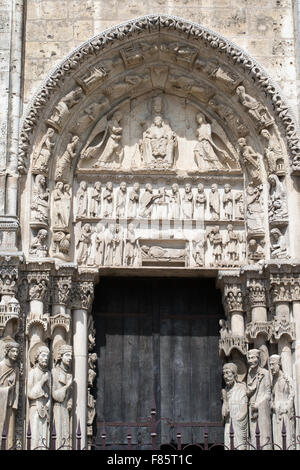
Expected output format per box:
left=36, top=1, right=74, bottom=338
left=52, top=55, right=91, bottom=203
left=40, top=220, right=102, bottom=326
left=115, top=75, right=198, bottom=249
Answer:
left=29, top=229, right=48, bottom=258
left=0, top=341, right=20, bottom=449
left=27, top=344, right=51, bottom=449
left=222, top=363, right=248, bottom=450
left=31, top=175, right=49, bottom=225
left=55, top=135, right=79, bottom=182
left=268, top=175, right=288, bottom=222
left=48, top=88, right=82, bottom=132
left=236, top=86, right=273, bottom=131
left=52, top=345, right=73, bottom=449
left=32, top=128, right=55, bottom=174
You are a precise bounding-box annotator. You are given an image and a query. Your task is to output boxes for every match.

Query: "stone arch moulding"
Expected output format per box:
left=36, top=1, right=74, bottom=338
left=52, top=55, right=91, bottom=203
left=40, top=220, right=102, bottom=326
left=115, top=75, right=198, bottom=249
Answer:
left=20, top=14, right=299, bottom=268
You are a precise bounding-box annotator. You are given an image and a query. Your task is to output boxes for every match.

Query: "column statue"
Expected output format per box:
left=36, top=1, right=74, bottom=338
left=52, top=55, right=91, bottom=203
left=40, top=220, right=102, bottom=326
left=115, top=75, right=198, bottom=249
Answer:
left=269, top=354, right=295, bottom=449
left=0, top=341, right=19, bottom=448
left=246, top=349, right=272, bottom=449
left=27, top=344, right=51, bottom=449
left=52, top=345, right=73, bottom=449
left=222, top=363, right=248, bottom=450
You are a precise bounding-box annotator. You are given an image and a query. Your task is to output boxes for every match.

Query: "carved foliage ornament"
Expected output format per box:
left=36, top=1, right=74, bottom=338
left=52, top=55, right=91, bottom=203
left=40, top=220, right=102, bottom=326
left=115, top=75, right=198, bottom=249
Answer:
left=18, top=15, right=300, bottom=174
left=70, top=281, right=94, bottom=310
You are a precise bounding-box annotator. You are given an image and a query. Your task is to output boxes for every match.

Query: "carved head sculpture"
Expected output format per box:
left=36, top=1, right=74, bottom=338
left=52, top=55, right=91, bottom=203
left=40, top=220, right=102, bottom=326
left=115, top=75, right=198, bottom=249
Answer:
left=223, top=363, right=238, bottom=386
left=261, top=128, right=270, bottom=142
left=36, top=174, right=46, bottom=188
left=197, top=183, right=204, bottom=193
left=237, top=137, right=246, bottom=149
left=145, top=183, right=152, bottom=193
left=172, top=183, right=179, bottom=193
left=152, top=96, right=163, bottom=115
left=94, top=181, right=101, bottom=191
left=227, top=224, right=233, bottom=232
left=106, top=181, right=113, bottom=191
left=185, top=183, right=191, bottom=193
left=83, top=223, right=92, bottom=234
left=247, top=349, right=260, bottom=370
left=196, top=112, right=205, bottom=125
left=211, top=183, right=218, bottom=192
left=55, top=181, right=64, bottom=192
left=154, top=116, right=163, bottom=128
left=224, top=184, right=231, bottom=193
left=269, top=354, right=281, bottom=376
left=120, top=181, right=127, bottom=192
left=56, top=344, right=72, bottom=368
left=37, top=229, right=48, bottom=242
left=236, top=85, right=245, bottom=98
left=133, top=182, right=140, bottom=192
left=79, top=180, right=87, bottom=191
left=96, top=222, right=104, bottom=233
left=34, top=345, right=50, bottom=369
left=4, top=341, right=20, bottom=362
left=270, top=228, right=281, bottom=243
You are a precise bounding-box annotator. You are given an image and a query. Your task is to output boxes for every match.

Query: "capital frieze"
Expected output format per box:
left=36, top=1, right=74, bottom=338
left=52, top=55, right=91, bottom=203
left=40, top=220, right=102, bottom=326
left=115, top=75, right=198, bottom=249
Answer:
left=246, top=279, right=267, bottom=309
left=0, top=266, right=18, bottom=296
left=27, top=272, right=50, bottom=303
left=270, top=274, right=292, bottom=303
left=52, top=276, right=72, bottom=306
left=70, top=280, right=95, bottom=310
left=245, top=321, right=273, bottom=342
left=223, top=283, right=244, bottom=314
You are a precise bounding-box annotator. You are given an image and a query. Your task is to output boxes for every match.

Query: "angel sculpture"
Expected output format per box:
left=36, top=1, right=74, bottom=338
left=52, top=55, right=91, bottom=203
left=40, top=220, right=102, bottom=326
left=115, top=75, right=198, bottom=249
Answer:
left=193, top=113, right=238, bottom=171
left=80, top=111, right=124, bottom=169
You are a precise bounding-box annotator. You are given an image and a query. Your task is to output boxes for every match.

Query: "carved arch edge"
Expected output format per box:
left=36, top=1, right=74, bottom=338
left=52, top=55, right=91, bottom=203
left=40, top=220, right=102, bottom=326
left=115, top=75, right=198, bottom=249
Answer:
left=19, top=14, right=300, bottom=174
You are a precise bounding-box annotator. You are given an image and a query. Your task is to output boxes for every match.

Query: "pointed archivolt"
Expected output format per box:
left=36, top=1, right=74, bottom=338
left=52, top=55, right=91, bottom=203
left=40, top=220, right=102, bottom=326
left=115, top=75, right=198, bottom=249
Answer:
left=19, top=15, right=297, bottom=267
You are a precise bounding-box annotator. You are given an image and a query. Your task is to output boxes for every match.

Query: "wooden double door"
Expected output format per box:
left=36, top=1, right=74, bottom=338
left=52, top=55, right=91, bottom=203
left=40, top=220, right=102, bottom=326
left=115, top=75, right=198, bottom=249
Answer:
left=93, top=277, right=225, bottom=448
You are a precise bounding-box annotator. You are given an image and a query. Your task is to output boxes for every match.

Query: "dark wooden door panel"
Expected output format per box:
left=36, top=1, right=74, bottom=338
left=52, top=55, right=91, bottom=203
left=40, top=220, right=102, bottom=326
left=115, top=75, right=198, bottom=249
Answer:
left=93, top=277, right=224, bottom=448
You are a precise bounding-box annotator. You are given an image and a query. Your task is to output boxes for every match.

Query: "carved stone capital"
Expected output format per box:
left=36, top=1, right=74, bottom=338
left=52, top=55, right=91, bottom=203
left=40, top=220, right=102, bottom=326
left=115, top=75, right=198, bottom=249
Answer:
left=0, top=266, right=18, bottom=296
left=52, top=276, right=72, bottom=306
left=27, top=271, right=50, bottom=302
left=219, top=334, right=247, bottom=357
left=223, top=283, right=244, bottom=314
left=245, top=321, right=273, bottom=341
left=49, top=314, right=71, bottom=336
left=270, top=274, right=292, bottom=303
left=271, top=319, right=295, bottom=342
left=246, top=279, right=267, bottom=309
left=70, top=280, right=94, bottom=310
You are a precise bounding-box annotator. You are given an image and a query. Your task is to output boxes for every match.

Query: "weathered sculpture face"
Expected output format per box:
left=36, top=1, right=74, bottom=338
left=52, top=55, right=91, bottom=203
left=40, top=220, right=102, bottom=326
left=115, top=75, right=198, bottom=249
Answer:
left=61, top=351, right=72, bottom=368
left=223, top=364, right=236, bottom=386
left=6, top=345, right=19, bottom=362
left=37, top=349, right=50, bottom=368
left=269, top=356, right=280, bottom=375
left=247, top=350, right=260, bottom=369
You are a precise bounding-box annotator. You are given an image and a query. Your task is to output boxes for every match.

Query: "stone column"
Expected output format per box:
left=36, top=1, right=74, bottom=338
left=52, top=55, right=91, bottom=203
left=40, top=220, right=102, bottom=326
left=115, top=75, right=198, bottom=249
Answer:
left=246, top=278, right=269, bottom=350
left=223, top=282, right=245, bottom=336
left=51, top=276, right=72, bottom=350
left=71, top=279, right=94, bottom=449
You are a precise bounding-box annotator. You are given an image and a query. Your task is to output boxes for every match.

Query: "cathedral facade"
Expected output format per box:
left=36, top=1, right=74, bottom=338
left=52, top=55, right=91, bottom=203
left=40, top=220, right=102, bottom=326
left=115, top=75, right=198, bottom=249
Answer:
left=1, top=0, right=300, bottom=450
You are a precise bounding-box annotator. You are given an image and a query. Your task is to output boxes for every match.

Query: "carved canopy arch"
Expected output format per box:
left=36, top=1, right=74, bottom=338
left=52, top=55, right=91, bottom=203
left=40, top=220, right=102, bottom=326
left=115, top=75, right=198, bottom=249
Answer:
left=20, top=14, right=296, bottom=269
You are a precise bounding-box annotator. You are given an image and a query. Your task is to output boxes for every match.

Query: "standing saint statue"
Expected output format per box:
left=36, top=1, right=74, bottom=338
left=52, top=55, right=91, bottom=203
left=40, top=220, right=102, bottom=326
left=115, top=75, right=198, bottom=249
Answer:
left=52, top=345, right=73, bottom=449
left=246, top=349, right=272, bottom=450
left=209, top=183, right=220, bottom=220
left=269, top=355, right=295, bottom=450
left=0, top=341, right=20, bottom=448
left=222, top=363, right=248, bottom=450
left=27, top=344, right=51, bottom=449
left=55, top=135, right=79, bottom=182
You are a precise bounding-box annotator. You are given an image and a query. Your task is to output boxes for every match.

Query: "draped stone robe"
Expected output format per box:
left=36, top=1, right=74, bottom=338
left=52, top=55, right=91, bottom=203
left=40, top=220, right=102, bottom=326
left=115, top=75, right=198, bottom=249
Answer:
left=27, top=365, right=51, bottom=449
left=271, top=372, right=295, bottom=450
left=52, top=365, right=72, bottom=449
left=0, top=359, right=19, bottom=448
left=247, top=367, right=272, bottom=449
left=222, top=381, right=248, bottom=450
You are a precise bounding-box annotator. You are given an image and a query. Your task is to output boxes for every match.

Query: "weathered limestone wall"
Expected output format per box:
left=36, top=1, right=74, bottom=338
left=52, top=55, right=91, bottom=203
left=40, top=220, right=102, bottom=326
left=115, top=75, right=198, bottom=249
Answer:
left=23, top=0, right=298, bottom=118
